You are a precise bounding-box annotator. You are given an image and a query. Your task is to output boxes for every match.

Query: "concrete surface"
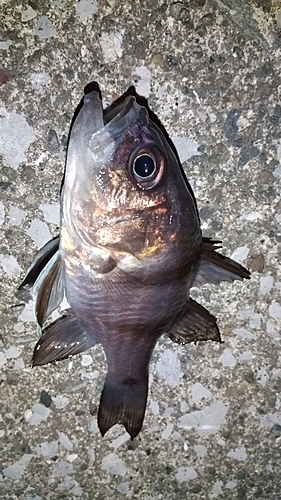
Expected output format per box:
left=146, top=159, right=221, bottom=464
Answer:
left=1, top=0, right=281, bottom=499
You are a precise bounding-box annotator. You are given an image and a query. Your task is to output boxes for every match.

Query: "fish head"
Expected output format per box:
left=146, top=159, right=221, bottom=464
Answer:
left=62, top=90, right=201, bottom=273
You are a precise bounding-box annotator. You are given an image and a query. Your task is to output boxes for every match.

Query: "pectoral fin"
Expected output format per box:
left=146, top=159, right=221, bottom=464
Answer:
left=32, top=310, right=96, bottom=366
left=193, top=238, right=251, bottom=287
left=168, top=299, right=222, bottom=345
left=17, top=236, right=60, bottom=297
left=33, top=250, right=64, bottom=327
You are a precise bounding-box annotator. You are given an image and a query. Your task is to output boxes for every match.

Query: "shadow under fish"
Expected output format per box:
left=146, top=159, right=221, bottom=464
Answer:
left=16, top=83, right=250, bottom=439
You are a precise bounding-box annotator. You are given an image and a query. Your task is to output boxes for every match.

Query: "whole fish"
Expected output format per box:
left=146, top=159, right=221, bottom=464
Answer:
left=17, top=86, right=250, bottom=439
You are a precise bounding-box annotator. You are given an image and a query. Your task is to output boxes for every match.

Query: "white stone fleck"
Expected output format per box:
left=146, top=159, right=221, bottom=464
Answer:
left=14, top=357, right=24, bottom=370
left=88, top=448, right=95, bottom=462
left=269, top=302, right=281, bottom=320
left=191, top=382, right=212, bottom=402
left=266, top=321, right=280, bottom=342
left=156, top=349, right=181, bottom=387
left=62, top=475, right=82, bottom=495
left=39, top=203, right=60, bottom=225
left=178, top=401, right=228, bottom=435
left=34, top=152, right=48, bottom=166
left=34, top=16, right=57, bottom=38
left=19, top=300, right=36, bottom=322
left=66, top=454, right=78, bottom=463
left=175, top=466, right=197, bottom=483
left=81, top=370, right=100, bottom=380
left=227, top=446, right=247, bottom=461
left=117, top=481, right=133, bottom=497
left=0, top=430, right=4, bottom=437
left=163, top=406, right=174, bottom=417
left=50, top=0, right=65, bottom=6
left=0, top=201, right=4, bottom=225
left=2, top=454, right=33, bottom=479
left=149, top=400, right=159, bottom=415
left=53, top=460, right=74, bottom=477
left=237, top=308, right=254, bottom=318
left=76, top=0, right=98, bottom=20
left=225, top=480, right=237, bottom=489
left=110, top=433, right=130, bottom=450
left=58, top=432, right=73, bottom=451
left=194, top=444, right=207, bottom=458
left=180, top=400, right=189, bottom=413
left=14, top=322, right=24, bottom=332
left=25, top=496, right=43, bottom=500
left=5, top=346, right=19, bottom=359
left=249, top=313, right=263, bottom=329
left=156, top=84, right=167, bottom=99
left=233, top=328, right=257, bottom=340
left=260, top=412, right=281, bottom=428
left=81, top=354, right=93, bottom=367
left=0, top=254, right=22, bottom=276
left=0, top=40, right=13, bottom=50
left=30, top=72, right=51, bottom=94
left=240, top=212, right=261, bottom=221
left=36, top=440, right=58, bottom=458
left=101, top=453, right=127, bottom=476
left=162, top=423, right=174, bottom=439
left=219, top=348, right=236, bottom=367
left=239, top=351, right=252, bottom=364
left=26, top=219, right=52, bottom=247
left=0, top=110, right=36, bottom=168
left=132, top=66, right=151, bottom=97
left=21, top=6, right=37, bottom=22
left=53, top=395, right=70, bottom=409
left=230, top=246, right=249, bottom=263
left=273, top=165, right=281, bottom=177
left=8, top=206, right=25, bottom=226
left=210, top=480, right=223, bottom=498
left=0, top=352, right=6, bottom=369
left=26, top=403, right=51, bottom=425
left=259, top=275, right=274, bottom=294
left=256, top=367, right=268, bottom=386
left=99, top=31, right=124, bottom=62
left=172, top=136, right=201, bottom=163
left=89, top=418, right=99, bottom=433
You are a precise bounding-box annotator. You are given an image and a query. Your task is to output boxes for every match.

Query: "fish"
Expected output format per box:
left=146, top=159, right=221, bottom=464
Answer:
left=17, top=84, right=250, bottom=439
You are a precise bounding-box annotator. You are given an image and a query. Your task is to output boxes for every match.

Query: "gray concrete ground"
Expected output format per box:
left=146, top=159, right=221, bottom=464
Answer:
left=1, top=0, right=281, bottom=498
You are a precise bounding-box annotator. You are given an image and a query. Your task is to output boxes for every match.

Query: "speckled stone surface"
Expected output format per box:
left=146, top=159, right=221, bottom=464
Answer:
left=1, top=1, right=281, bottom=499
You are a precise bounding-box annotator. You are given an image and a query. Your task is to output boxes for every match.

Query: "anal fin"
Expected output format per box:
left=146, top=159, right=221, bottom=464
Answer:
left=32, top=310, right=96, bottom=366
left=168, top=299, right=222, bottom=345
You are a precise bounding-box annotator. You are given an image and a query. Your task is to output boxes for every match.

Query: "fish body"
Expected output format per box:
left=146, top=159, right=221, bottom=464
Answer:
left=17, top=86, right=250, bottom=438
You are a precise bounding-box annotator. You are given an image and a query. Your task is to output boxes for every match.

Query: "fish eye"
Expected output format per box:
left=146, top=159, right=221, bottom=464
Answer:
left=133, top=154, right=156, bottom=179
left=129, top=143, right=165, bottom=190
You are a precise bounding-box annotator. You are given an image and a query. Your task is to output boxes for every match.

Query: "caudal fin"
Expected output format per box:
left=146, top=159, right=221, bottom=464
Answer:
left=98, top=374, right=148, bottom=439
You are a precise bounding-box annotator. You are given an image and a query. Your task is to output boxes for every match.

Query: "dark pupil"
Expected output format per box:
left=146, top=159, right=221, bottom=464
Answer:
left=134, top=155, right=155, bottom=178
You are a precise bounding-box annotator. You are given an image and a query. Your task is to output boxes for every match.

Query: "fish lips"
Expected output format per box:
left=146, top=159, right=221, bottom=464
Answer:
left=63, top=91, right=149, bottom=204
left=73, top=91, right=148, bottom=164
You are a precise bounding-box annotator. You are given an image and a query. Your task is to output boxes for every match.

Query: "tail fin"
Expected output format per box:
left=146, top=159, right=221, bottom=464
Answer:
left=98, top=373, right=148, bottom=439
left=193, top=238, right=251, bottom=287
